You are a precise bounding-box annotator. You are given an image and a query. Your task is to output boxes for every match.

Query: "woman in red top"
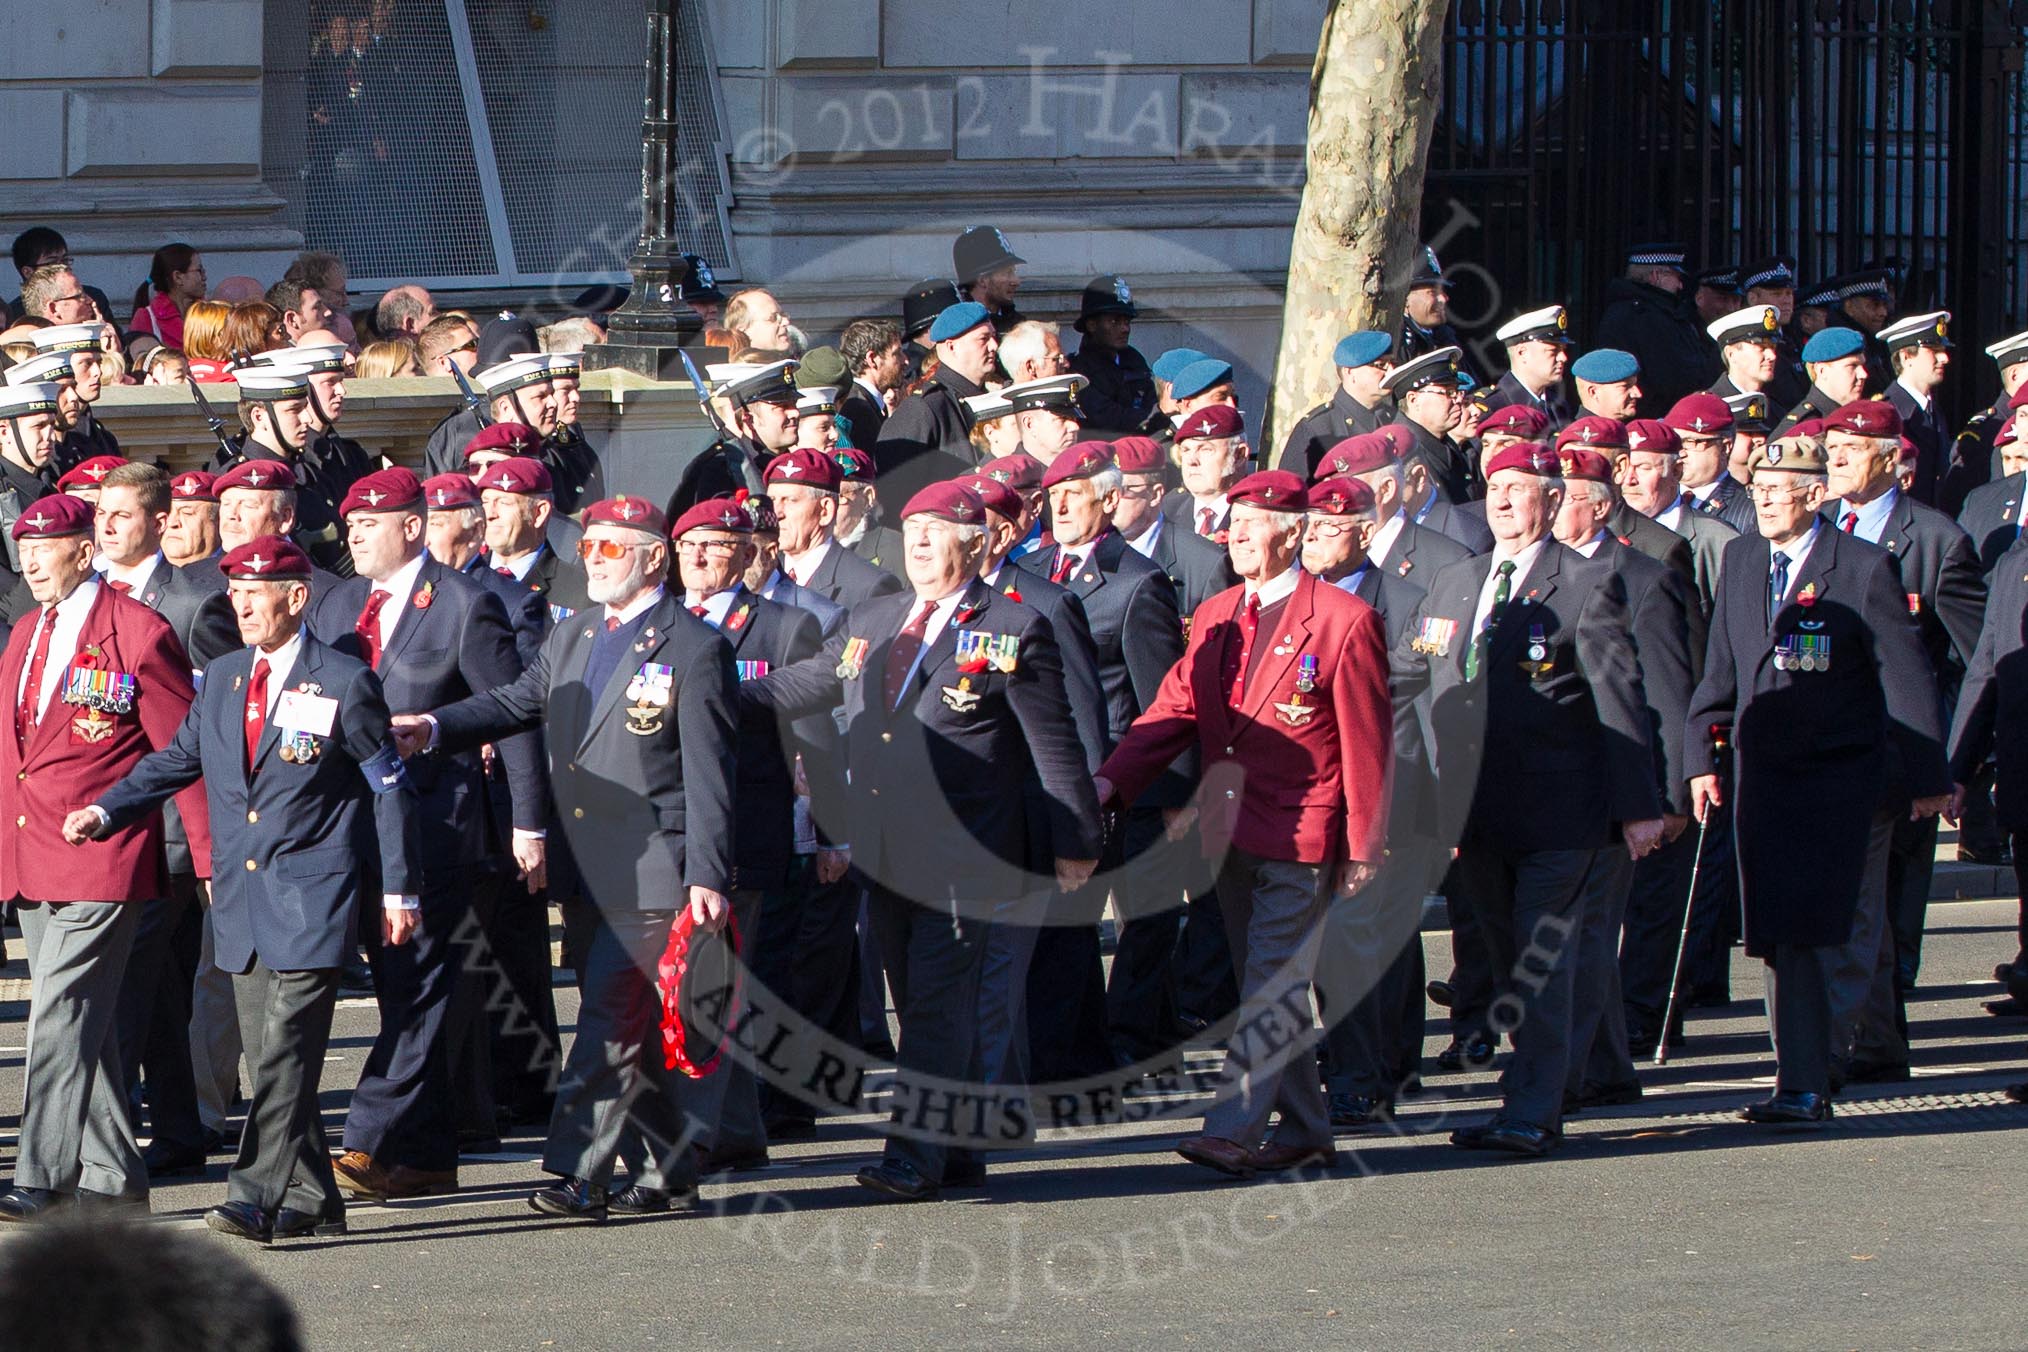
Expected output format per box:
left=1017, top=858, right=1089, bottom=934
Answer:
left=128, top=243, right=207, bottom=350
left=180, top=299, right=235, bottom=382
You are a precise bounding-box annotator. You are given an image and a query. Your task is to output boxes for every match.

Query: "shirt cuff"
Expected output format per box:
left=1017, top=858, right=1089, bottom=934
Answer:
left=421, top=714, right=441, bottom=751
left=383, top=894, right=420, bottom=911
left=512, top=828, right=546, bottom=843
left=86, top=804, right=110, bottom=833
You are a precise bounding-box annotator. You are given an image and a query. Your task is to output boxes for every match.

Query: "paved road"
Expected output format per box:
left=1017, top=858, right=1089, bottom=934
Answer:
left=0, top=895, right=2020, bottom=1351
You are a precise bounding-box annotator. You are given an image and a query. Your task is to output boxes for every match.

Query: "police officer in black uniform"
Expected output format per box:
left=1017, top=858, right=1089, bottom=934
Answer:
left=1067, top=275, right=1158, bottom=435
left=953, top=227, right=1026, bottom=336
left=1594, top=243, right=1717, bottom=415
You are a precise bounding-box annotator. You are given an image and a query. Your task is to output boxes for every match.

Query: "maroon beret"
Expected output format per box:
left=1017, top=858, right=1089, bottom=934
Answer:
left=1624, top=419, right=1681, bottom=456
left=462, top=421, right=541, bottom=463
left=1110, top=435, right=1166, bottom=474
left=957, top=473, right=1024, bottom=520
left=981, top=452, right=1044, bottom=491
left=475, top=455, right=554, bottom=497
left=422, top=473, right=482, bottom=511
left=218, top=534, right=313, bottom=580
left=1822, top=399, right=1903, bottom=438
left=340, top=466, right=425, bottom=518
left=1306, top=475, right=1377, bottom=517
left=1555, top=445, right=1615, bottom=483
left=56, top=455, right=125, bottom=492
left=1784, top=417, right=1828, bottom=440
left=582, top=494, right=668, bottom=537
left=1173, top=403, right=1245, bottom=442
left=1040, top=441, right=1117, bottom=490
left=170, top=469, right=218, bottom=503
left=672, top=495, right=758, bottom=538
left=833, top=447, right=876, bottom=480
left=11, top=493, right=92, bottom=540
left=1478, top=404, right=1552, bottom=439
left=2009, top=384, right=2028, bottom=412
left=764, top=447, right=843, bottom=493
left=1315, top=432, right=1397, bottom=481
left=1554, top=415, right=1630, bottom=452
left=1486, top=441, right=1563, bottom=479
left=900, top=480, right=986, bottom=525
left=2000, top=420, right=2020, bottom=450
left=1227, top=469, right=1306, bottom=512
left=1375, top=423, right=1417, bottom=458
left=1663, top=392, right=1734, bottom=436
left=215, top=459, right=297, bottom=494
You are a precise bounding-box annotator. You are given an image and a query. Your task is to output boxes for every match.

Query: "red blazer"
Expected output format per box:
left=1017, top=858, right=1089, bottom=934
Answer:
left=0, top=584, right=211, bottom=902
left=1100, top=570, right=1392, bottom=866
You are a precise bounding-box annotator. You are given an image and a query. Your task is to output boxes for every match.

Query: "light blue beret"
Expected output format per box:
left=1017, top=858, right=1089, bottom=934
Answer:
left=1332, top=330, right=1393, bottom=369
left=1169, top=357, right=1235, bottom=400
left=1151, top=348, right=1208, bottom=384
left=1570, top=348, right=1640, bottom=384
left=928, top=302, right=990, bottom=343
left=1801, top=326, right=1866, bottom=363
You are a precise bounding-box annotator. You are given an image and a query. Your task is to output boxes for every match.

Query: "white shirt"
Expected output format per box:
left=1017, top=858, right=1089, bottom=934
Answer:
left=1053, top=536, right=1100, bottom=580
left=682, top=587, right=737, bottom=625
left=1187, top=492, right=1230, bottom=534
left=17, top=578, right=100, bottom=721
left=893, top=587, right=969, bottom=704
left=1687, top=479, right=1724, bottom=506
left=1123, top=511, right=1163, bottom=559
left=1243, top=563, right=1302, bottom=607
left=99, top=551, right=164, bottom=597
left=495, top=545, right=544, bottom=583
left=1654, top=494, right=1689, bottom=536
left=1768, top=521, right=1821, bottom=606
left=1570, top=528, right=1609, bottom=558
left=1893, top=376, right=1932, bottom=414
left=247, top=630, right=304, bottom=705
left=363, top=551, right=428, bottom=649
left=1473, top=537, right=1549, bottom=636
left=603, top=584, right=665, bottom=627
left=1368, top=511, right=1408, bottom=568
left=782, top=537, right=835, bottom=587
left=854, top=376, right=885, bottom=409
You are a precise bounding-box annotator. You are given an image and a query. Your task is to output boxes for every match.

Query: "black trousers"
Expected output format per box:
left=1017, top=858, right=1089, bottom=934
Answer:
left=1884, top=813, right=1939, bottom=993
left=1317, top=836, right=1437, bottom=1098
left=485, top=879, right=562, bottom=1120
left=866, top=883, right=991, bottom=1185
left=228, top=961, right=342, bottom=1217
left=343, top=872, right=468, bottom=1172
left=117, top=872, right=206, bottom=1153
left=1102, top=807, right=1200, bottom=1064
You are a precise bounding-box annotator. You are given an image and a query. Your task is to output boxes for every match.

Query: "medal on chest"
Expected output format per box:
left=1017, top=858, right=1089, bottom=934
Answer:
left=941, top=675, right=982, bottom=713
left=836, top=636, right=870, bottom=680
left=1773, top=631, right=1831, bottom=672
left=625, top=661, right=675, bottom=735
left=1410, top=616, right=1457, bottom=657
left=1273, top=654, right=1320, bottom=726
left=1520, top=623, right=1553, bottom=677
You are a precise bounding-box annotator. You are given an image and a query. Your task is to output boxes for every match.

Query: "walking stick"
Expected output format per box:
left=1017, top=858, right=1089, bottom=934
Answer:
left=1656, top=723, right=1732, bottom=1067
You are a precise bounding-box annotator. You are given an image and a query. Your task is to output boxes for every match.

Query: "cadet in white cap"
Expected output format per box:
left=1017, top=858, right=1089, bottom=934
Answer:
left=1004, top=373, right=1088, bottom=459
left=0, top=383, right=62, bottom=574
left=665, top=358, right=802, bottom=519
left=247, top=342, right=374, bottom=496
left=961, top=389, right=1022, bottom=460
left=476, top=355, right=558, bottom=441
left=1936, top=327, right=2028, bottom=514
left=1487, top=305, right=1575, bottom=431
left=537, top=350, right=605, bottom=511
left=796, top=385, right=841, bottom=451
left=1879, top=310, right=1953, bottom=504
left=216, top=364, right=348, bottom=572
left=30, top=324, right=118, bottom=472
left=1707, top=304, right=1785, bottom=403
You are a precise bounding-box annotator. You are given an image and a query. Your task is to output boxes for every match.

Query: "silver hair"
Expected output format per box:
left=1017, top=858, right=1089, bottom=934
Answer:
left=1254, top=507, right=1304, bottom=534
left=539, top=316, right=604, bottom=354
left=996, top=320, right=1055, bottom=378
left=1570, top=478, right=1613, bottom=508
left=1088, top=465, right=1124, bottom=498
left=437, top=504, right=485, bottom=531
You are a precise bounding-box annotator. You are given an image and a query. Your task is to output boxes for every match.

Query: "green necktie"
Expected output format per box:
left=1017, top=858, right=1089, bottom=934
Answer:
left=1465, top=559, right=1515, bottom=681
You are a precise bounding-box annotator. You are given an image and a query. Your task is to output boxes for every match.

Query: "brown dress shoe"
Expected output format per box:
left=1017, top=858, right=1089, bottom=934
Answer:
left=382, top=1166, right=459, bottom=1198
left=331, top=1150, right=390, bottom=1198
left=1175, top=1135, right=1256, bottom=1178
left=1250, top=1142, right=1339, bottom=1172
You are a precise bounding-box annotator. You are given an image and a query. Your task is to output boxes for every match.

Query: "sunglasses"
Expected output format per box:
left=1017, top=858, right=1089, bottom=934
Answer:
left=577, top=538, right=652, bottom=561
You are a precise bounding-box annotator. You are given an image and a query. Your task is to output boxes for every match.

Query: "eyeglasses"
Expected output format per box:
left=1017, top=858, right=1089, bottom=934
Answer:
left=675, top=538, right=742, bottom=556
left=51, top=293, right=87, bottom=307
left=1116, top=482, right=1161, bottom=500
left=577, top=538, right=653, bottom=561
left=1304, top=518, right=1362, bottom=538
left=1747, top=482, right=1815, bottom=501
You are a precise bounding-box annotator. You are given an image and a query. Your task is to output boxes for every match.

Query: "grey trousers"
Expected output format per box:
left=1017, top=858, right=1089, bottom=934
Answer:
left=695, top=889, right=765, bottom=1157
left=191, top=899, right=243, bottom=1134
left=1202, top=850, right=1333, bottom=1152
left=16, top=900, right=145, bottom=1198
left=229, top=961, right=343, bottom=1217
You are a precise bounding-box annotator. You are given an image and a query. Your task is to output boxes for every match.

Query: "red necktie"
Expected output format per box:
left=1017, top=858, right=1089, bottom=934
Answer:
left=1051, top=550, right=1077, bottom=585
left=1226, top=593, right=1262, bottom=706
left=245, top=656, right=269, bottom=771
left=604, top=615, right=622, bottom=633
left=690, top=605, right=708, bottom=618
left=496, top=566, right=514, bottom=578
left=883, top=601, right=935, bottom=709
left=355, top=588, right=391, bottom=666
left=1199, top=507, right=1215, bottom=537
left=1840, top=511, right=1858, bottom=533
left=15, top=606, right=55, bottom=748
left=107, top=580, right=132, bottom=596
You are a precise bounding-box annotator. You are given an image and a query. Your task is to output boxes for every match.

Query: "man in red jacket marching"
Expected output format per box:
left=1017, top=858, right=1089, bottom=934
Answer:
left=0, top=494, right=208, bottom=1218
left=1096, top=469, right=1392, bottom=1178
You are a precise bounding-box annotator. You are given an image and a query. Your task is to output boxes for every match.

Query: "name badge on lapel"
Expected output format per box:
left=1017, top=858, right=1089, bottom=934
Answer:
left=625, top=662, right=675, bottom=735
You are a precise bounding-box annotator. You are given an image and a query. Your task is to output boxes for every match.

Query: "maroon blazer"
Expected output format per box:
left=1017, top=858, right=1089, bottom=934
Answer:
left=1100, top=570, right=1393, bottom=866
left=0, top=584, right=210, bottom=901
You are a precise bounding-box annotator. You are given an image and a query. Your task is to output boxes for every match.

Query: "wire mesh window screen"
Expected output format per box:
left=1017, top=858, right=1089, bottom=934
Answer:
left=263, top=0, right=732, bottom=289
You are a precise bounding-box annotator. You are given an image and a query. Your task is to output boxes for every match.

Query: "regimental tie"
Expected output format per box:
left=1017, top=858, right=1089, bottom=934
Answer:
left=244, top=656, right=269, bottom=771
left=1050, top=550, right=1077, bottom=585
left=14, top=606, right=54, bottom=747
left=1226, top=592, right=1262, bottom=706
left=1198, top=508, right=1216, bottom=537
left=355, top=588, right=391, bottom=666
left=107, top=580, right=132, bottom=596
left=1464, top=560, right=1514, bottom=681
left=1840, top=511, right=1858, bottom=533
left=884, top=600, right=934, bottom=709
left=1767, top=552, right=1790, bottom=629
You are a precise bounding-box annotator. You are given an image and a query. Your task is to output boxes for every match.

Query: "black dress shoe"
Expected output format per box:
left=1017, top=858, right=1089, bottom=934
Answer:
left=1425, top=979, right=1454, bottom=1008
left=942, top=1157, right=988, bottom=1188
left=1959, top=841, right=2013, bottom=865
left=273, top=1207, right=347, bottom=1239
left=1328, top=1093, right=1394, bottom=1131
left=1434, top=1034, right=1496, bottom=1072
left=1984, top=996, right=2026, bottom=1017
left=698, top=1145, right=769, bottom=1173
left=1574, top=1081, right=1644, bottom=1110
left=1454, top=1118, right=1558, bottom=1156
left=457, top=1132, right=505, bottom=1156
left=2006, top=1082, right=2027, bottom=1104
left=1995, top=960, right=2025, bottom=986
left=855, top=1159, right=940, bottom=1202
left=142, top=1141, right=208, bottom=1178
left=609, top=1184, right=696, bottom=1215
left=1842, top=1059, right=1911, bottom=1084
left=205, top=1200, right=275, bottom=1244
left=529, top=1176, right=608, bottom=1221
left=0, top=1188, right=70, bottom=1223
left=1740, top=1091, right=1833, bottom=1125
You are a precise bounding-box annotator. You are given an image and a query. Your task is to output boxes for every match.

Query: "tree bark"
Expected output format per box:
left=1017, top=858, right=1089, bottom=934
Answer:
left=1265, top=0, right=1448, bottom=459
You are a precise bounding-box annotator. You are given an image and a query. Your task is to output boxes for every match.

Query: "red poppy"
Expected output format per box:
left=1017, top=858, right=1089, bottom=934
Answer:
left=414, top=582, right=434, bottom=610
